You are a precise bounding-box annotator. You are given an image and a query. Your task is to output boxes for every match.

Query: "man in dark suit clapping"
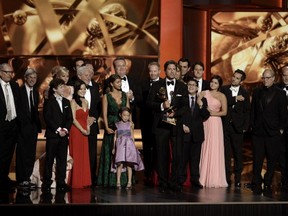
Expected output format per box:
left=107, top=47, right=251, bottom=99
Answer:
left=16, top=68, right=42, bottom=191
left=249, top=68, right=288, bottom=194
left=147, top=60, right=189, bottom=193
left=221, top=69, right=250, bottom=188
left=0, top=63, right=20, bottom=191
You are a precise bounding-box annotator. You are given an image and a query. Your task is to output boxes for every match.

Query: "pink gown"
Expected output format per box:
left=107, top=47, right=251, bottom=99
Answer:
left=69, top=109, right=91, bottom=188
left=199, top=90, right=228, bottom=188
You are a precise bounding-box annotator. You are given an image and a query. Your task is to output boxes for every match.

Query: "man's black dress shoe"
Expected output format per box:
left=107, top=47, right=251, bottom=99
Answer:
left=234, top=182, right=241, bottom=188
left=244, top=182, right=256, bottom=189
left=191, top=181, right=203, bottom=189
left=252, top=184, right=262, bottom=195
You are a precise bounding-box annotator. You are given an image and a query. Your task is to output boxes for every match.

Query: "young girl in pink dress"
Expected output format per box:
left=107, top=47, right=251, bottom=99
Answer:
left=111, top=107, right=144, bottom=190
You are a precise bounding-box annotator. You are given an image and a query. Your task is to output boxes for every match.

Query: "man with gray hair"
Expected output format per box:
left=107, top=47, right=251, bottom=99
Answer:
left=77, top=64, right=101, bottom=186
left=16, top=68, right=42, bottom=191
left=0, top=63, right=20, bottom=192
left=248, top=68, right=288, bottom=194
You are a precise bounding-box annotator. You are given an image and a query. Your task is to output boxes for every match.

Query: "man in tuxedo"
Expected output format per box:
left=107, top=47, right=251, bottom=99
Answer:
left=0, top=63, right=20, bottom=191
left=178, top=57, right=191, bottom=81
left=276, top=66, right=288, bottom=188
left=147, top=60, right=189, bottom=193
left=16, top=68, right=42, bottom=191
left=180, top=78, right=205, bottom=189
left=190, top=61, right=209, bottom=92
left=112, top=57, right=140, bottom=126
left=221, top=69, right=250, bottom=188
left=139, top=61, right=162, bottom=186
left=42, top=78, right=73, bottom=192
left=249, top=68, right=287, bottom=194
left=77, top=65, right=101, bottom=186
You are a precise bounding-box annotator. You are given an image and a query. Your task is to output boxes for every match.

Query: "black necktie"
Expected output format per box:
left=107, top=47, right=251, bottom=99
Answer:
left=190, top=96, right=195, bottom=113
left=86, top=85, right=92, bottom=89
left=167, top=80, right=174, bottom=86
left=121, top=77, right=127, bottom=81
left=30, top=90, right=35, bottom=121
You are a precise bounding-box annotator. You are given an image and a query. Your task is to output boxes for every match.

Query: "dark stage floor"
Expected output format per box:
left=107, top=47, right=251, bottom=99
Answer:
left=1, top=132, right=288, bottom=216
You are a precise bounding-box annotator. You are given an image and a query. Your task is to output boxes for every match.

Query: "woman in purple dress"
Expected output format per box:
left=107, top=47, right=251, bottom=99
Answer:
left=111, top=107, right=144, bottom=190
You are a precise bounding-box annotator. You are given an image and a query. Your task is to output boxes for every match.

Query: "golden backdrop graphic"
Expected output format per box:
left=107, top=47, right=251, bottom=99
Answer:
left=0, top=0, right=159, bottom=56
left=211, top=11, right=288, bottom=85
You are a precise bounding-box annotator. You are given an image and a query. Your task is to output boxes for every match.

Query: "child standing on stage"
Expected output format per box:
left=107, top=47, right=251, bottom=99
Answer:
left=112, top=107, right=144, bottom=190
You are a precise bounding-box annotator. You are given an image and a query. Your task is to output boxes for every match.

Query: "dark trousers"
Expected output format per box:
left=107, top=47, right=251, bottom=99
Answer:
left=0, top=120, right=17, bottom=184
left=224, top=125, right=244, bottom=183
left=43, top=137, right=69, bottom=187
left=279, top=131, right=288, bottom=184
left=141, top=125, right=156, bottom=178
left=16, top=122, right=38, bottom=182
left=155, top=127, right=181, bottom=188
left=252, top=135, right=281, bottom=185
left=88, top=135, right=98, bottom=184
left=179, top=140, right=202, bottom=185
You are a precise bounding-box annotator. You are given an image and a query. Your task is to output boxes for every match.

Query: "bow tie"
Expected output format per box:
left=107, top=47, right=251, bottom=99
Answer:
left=230, top=86, right=238, bottom=92
left=284, top=85, right=288, bottom=90
left=167, top=80, right=174, bottom=86
left=56, top=96, right=62, bottom=101
left=150, top=80, right=156, bottom=84
left=86, top=85, right=92, bottom=89
left=121, top=77, right=127, bottom=81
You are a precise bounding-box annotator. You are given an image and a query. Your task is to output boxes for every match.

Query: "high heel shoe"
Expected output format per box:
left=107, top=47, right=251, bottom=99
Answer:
left=126, top=183, right=132, bottom=190
left=116, top=183, right=121, bottom=190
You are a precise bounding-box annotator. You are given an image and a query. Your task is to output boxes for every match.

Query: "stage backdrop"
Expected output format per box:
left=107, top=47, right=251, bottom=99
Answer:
left=210, top=11, right=288, bottom=88
left=0, top=0, right=159, bottom=56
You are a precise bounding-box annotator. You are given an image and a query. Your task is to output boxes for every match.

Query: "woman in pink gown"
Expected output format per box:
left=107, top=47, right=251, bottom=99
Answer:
left=69, top=79, right=91, bottom=188
left=197, top=75, right=228, bottom=188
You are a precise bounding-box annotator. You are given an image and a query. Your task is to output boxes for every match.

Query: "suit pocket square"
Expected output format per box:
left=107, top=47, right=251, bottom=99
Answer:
left=176, top=94, right=182, bottom=97
left=64, top=106, right=68, bottom=108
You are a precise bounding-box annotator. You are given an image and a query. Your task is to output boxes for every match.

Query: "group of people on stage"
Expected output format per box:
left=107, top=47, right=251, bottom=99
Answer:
left=0, top=56, right=288, bottom=196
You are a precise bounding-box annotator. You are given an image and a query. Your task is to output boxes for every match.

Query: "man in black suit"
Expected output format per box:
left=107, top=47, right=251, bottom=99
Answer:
left=42, top=78, right=73, bottom=192
left=139, top=61, right=162, bottom=186
left=276, top=66, right=288, bottom=188
left=147, top=60, right=189, bottom=192
left=77, top=64, right=101, bottom=186
left=16, top=68, right=42, bottom=191
left=112, top=57, right=141, bottom=126
left=221, top=69, right=250, bottom=188
left=180, top=78, right=205, bottom=189
left=0, top=63, right=20, bottom=191
left=191, top=61, right=209, bottom=92
left=249, top=68, right=288, bottom=194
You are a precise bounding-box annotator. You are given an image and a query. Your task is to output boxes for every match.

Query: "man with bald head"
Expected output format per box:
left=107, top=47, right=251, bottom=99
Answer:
left=248, top=68, right=288, bottom=194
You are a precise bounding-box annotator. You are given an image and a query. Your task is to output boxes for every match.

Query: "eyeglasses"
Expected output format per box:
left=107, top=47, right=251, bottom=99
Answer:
left=187, top=83, right=197, bottom=87
left=261, top=76, right=273, bottom=80
left=0, top=70, right=14, bottom=74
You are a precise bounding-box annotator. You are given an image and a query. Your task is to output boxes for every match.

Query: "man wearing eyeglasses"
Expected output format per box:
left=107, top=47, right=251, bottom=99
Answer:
left=0, top=63, right=20, bottom=191
left=248, top=68, right=288, bottom=194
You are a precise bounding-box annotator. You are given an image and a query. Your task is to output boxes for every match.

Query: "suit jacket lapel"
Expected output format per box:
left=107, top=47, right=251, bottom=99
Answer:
left=0, top=86, right=5, bottom=107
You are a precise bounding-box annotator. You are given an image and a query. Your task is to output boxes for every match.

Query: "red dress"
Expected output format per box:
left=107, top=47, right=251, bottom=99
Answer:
left=69, top=109, right=91, bottom=188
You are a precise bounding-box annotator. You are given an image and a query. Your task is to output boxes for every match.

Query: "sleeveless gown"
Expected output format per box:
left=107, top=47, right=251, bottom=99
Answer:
left=69, top=109, right=91, bottom=188
left=199, top=90, right=228, bottom=188
left=97, top=92, right=135, bottom=187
